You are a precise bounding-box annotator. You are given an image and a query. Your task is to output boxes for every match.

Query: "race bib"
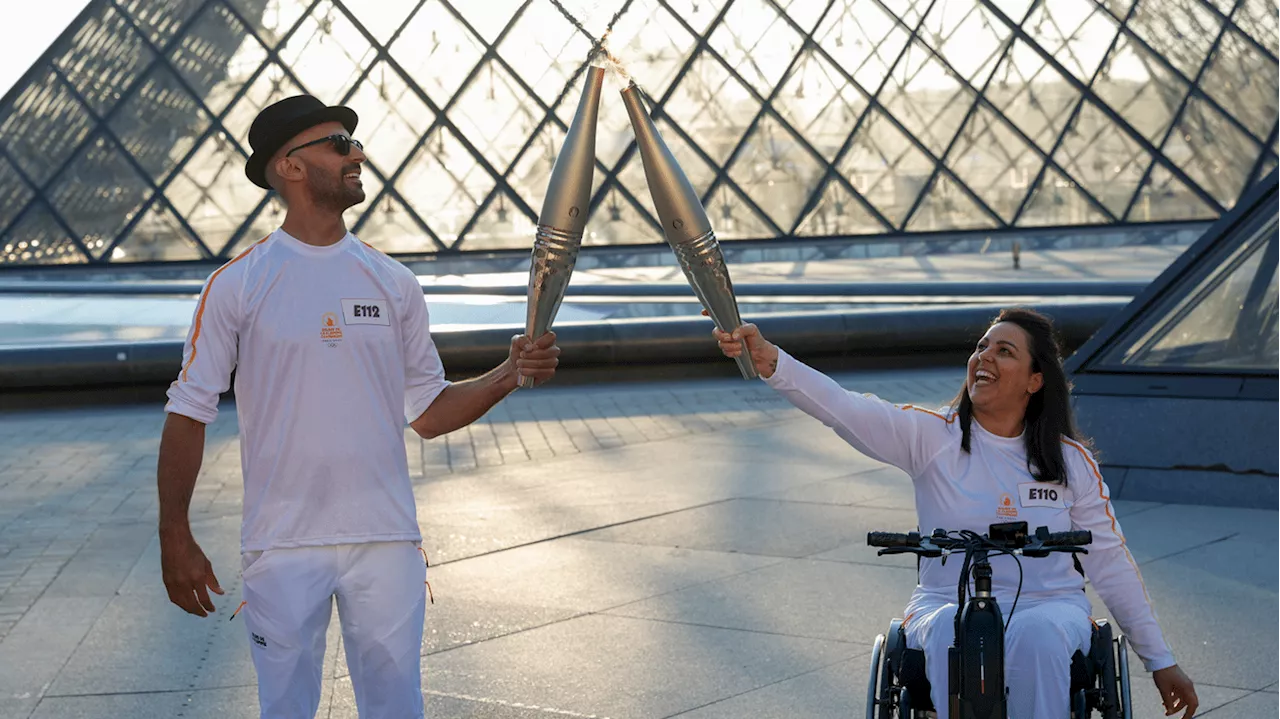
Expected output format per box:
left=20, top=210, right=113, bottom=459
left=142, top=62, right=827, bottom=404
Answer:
left=341, top=298, right=390, bottom=326
left=1019, top=482, right=1068, bottom=509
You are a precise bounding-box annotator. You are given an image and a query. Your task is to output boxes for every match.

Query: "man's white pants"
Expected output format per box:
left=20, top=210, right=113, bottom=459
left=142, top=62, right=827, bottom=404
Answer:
left=240, top=541, right=426, bottom=719
left=904, top=599, right=1093, bottom=719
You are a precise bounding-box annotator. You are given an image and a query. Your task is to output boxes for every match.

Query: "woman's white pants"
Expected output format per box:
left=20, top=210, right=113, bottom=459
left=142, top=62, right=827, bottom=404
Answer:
left=904, top=598, right=1093, bottom=719
left=239, top=541, right=427, bottom=719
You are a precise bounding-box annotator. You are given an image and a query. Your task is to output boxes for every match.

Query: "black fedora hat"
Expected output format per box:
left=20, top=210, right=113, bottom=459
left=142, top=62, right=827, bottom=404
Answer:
left=244, top=95, right=358, bottom=190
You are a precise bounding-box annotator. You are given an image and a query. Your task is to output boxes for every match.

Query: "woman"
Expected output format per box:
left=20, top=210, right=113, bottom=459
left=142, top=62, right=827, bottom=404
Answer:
left=712, top=307, right=1198, bottom=719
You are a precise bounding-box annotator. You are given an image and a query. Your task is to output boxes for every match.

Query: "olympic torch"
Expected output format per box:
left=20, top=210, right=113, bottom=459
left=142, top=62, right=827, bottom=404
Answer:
left=620, top=82, right=757, bottom=380
left=520, top=65, right=605, bottom=389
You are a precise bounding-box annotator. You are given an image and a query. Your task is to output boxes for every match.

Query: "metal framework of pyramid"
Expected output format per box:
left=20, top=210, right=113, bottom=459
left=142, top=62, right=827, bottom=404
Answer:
left=1, top=0, right=1277, bottom=266
left=1066, top=168, right=1276, bottom=505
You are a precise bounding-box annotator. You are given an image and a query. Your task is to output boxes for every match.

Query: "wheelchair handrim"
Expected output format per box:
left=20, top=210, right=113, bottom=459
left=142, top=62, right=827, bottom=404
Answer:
left=1118, top=636, right=1133, bottom=719
left=867, top=633, right=885, bottom=719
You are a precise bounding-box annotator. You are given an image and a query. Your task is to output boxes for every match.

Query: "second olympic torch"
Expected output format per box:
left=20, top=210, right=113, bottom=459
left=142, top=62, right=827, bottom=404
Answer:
left=620, top=82, right=757, bottom=380
left=520, top=65, right=605, bottom=389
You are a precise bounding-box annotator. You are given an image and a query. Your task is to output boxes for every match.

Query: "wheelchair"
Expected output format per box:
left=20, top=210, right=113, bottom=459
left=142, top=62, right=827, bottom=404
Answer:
left=865, top=524, right=1133, bottom=718
left=866, top=615, right=1132, bottom=718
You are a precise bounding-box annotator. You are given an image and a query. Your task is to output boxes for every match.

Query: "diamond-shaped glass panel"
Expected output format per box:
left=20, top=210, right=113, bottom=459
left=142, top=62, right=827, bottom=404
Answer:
left=398, top=127, right=497, bottom=244
left=1101, top=215, right=1277, bottom=369
left=166, top=130, right=268, bottom=249
left=663, top=0, right=728, bottom=36
left=345, top=0, right=418, bottom=44
left=775, top=49, right=870, bottom=162
left=230, top=194, right=285, bottom=255
left=727, top=114, right=824, bottom=230
left=1017, top=167, right=1109, bottom=226
left=345, top=62, right=434, bottom=179
left=814, top=0, right=911, bottom=93
left=905, top=173, right=999, bottom=231
left=601, top=0, right=696, bottom=102
left=945, top=105, right=1045, bottom=223
left=703, top=181, right=777, bottom=240
left=169, top=2, right=269, bottom=117
left=390, top=1, right=488, bottom=107
left=709, top=0, right=802, bottom=97
left=0, top=71, right=97, bottom=189
left=1054, top=100, right=1151, bottom=217
left=1023, top=0, right=1117, bottom=83
left=585, top=185, right=662, bottom=247
left=878, top=0, right=928, bottom=27
left=115, top=0, right=205, bottom=48
left=278, top=1, right=375, bottom=101
left=1234, top=0, right=1279, bottom=54
left=1123, top=0, right=1222, bottom=80
left=1162, top=96, right=1260, bottom=208
left=986, top=40, right=1081, bottom=153
left=357, top=193, right=439, bottom=254
left=109, top=65, right=210, bottom=183
left=986, top=0, right=1035, bottom=21
left=1092, top=32, right=1189, bottom=144
left=452, top=0, right=527, bottom=44
left=225, top=0, right=310, bottom=49
left=507, top=120, right=566, bottom=211
left=1127, top=161, right=1217, bottom=221
left=459, top=190, right=534, bottom=251
left=1200, top=29, right=1279, bottom=142
left=879, top=41, right=974, bottom=157
left=112, top=199, right=207, bottom=262
left=773, top=0, right=827, bottom=32
left=0, top=154, right=35, bottom=234
left=839, top=109, right=936, bottom=229
left=49, top=134, right=153, bottom=258
left=795, top=176, right=889, bottom=236
left=1, top=202, right=86, bottom=266
left=661, top=53, right=756, bottom=166
left=222, top=63, right=307, bottom=147
left=616, top=149, right=660, bottom=212
left=449, top=61, right=542, bottom=172
left=924, top=2, right=1010, bottom=87
left=53, top=5, right=155, bottom=116
left=499, top=1, right=594, bottom=108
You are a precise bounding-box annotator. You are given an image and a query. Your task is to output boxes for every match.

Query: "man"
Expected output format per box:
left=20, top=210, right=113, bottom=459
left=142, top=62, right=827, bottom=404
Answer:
left=157, top=94, right=560, bottom=718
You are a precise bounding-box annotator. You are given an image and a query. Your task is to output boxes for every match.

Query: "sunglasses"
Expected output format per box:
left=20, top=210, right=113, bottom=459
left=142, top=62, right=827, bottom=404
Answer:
left=284, top=134, right=363, bottom=157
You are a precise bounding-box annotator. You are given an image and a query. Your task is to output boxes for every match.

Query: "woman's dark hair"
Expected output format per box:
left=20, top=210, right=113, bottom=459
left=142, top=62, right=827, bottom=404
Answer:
left=952, top=307, right=1088, bottom=485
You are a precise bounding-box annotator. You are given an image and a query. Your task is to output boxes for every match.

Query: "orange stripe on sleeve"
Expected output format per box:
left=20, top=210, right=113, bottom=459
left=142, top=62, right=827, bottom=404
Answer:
left=180, top=237, right=267, bottom=383
left=901, top=404, right=957, bottom=424
left=1063, top=438, right=1160, bottom=615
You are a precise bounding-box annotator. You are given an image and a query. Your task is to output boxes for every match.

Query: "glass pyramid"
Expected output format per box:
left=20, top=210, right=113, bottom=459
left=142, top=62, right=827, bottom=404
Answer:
left=1068, top=167, right=1278, bottom=377
left=1, top=0, right=1276, bottom=265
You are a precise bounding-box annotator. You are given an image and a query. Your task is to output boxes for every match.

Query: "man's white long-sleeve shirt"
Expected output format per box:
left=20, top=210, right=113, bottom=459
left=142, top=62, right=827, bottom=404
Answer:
left=165, top=229, right=450, bottom=553
left=765, top=349, right=1176, bottom=672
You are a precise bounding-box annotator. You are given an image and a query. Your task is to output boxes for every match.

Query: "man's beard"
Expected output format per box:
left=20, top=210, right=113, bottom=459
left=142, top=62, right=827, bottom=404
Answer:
left=308, top=162, right=365, bottom=213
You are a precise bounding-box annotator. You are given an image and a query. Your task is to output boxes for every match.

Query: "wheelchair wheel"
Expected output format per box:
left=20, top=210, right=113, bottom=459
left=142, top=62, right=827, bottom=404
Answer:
left=867, top=633, right=886, bottom=719
left=1072, top=688, right=1087, bottom=718
left=1117, top=636, right=1133, bottom=719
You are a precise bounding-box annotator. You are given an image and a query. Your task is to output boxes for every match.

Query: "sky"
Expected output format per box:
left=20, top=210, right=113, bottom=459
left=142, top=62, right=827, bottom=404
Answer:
left=1, top=0, right=93, bottom=99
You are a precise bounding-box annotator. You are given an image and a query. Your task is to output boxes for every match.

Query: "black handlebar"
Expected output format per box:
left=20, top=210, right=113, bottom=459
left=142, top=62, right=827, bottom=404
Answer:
left=866, top=526, right=1092, bottom=554
left=866, top=531, right=920, bottom=548
left=1041, top=529, right=1092, bottom=547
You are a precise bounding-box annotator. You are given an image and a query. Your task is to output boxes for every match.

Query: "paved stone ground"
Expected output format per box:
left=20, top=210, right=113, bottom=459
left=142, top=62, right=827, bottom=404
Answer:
left=0, top=367, right=1274, bottom=719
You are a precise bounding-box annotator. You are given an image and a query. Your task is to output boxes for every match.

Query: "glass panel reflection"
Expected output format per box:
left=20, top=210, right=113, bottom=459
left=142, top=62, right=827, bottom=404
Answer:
left=1102, top=215, right=1277, bottom=370
left=54, top=5, right=155, bottom=116
left=48, top=134, right=153, bottom=259
left=3, top=202, right=86, bottom=265
left=0, top=0, right=1275, bottom=266
left=1162, top=96, right=1260, bottom=208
